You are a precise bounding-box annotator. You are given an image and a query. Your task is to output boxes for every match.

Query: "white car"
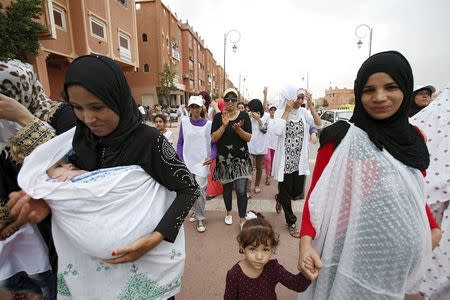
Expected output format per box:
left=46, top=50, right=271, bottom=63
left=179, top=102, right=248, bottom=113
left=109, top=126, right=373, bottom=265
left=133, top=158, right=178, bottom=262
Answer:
left=320, top=109, right=353, bottom=129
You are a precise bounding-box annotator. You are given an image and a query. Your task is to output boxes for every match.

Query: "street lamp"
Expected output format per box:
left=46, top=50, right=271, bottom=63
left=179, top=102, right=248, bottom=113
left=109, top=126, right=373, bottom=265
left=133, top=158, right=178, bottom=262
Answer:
left=223, top=29, right=241, bottom=93
left=238, top=72, right=246, bottom=101
left=355, top=24, right=373, bottom=57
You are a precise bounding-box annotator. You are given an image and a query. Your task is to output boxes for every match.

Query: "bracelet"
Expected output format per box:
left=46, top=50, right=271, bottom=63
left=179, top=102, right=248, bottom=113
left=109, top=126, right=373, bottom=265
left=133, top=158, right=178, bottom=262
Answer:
left=0, top=202, right=13, bottom=225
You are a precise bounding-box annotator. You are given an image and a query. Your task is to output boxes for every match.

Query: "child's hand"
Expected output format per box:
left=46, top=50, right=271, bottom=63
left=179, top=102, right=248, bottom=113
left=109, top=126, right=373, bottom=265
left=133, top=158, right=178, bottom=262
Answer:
left=303, top=256, right=315, bottom=271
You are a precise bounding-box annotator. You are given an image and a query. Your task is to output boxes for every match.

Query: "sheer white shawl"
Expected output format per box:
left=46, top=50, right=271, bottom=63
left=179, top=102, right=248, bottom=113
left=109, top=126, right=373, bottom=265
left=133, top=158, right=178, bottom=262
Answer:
left=300, top=124, right=431, bottom=299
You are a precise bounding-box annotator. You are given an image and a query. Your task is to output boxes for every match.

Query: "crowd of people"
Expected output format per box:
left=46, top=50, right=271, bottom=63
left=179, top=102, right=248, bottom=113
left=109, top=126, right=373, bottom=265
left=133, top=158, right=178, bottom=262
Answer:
left=0, top=50, right=448, bottom=299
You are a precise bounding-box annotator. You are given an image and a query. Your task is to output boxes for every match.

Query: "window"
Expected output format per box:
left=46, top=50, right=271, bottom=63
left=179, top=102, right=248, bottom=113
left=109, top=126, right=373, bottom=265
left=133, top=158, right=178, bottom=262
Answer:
left=144, top=64, right=149, bottom=72
left=135, top=3, right=141, bottom=10
left=116, top=0, right=127, bottom=7
left=118, top=32, right=131, bottom=62
left=142, top=33, right=148, bottom=42
left=53, top=5, right=66, bottom=29
left=90, top=17, right=106, bottom=40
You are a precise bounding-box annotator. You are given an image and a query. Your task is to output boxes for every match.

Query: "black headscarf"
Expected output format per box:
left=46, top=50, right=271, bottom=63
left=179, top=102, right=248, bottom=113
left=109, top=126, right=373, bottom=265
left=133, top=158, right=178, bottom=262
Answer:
left=321, top=51, right=429, bottom=170
left=247, top=99, right=265, bottom=117
left=63, top=55, right=143, bottom=170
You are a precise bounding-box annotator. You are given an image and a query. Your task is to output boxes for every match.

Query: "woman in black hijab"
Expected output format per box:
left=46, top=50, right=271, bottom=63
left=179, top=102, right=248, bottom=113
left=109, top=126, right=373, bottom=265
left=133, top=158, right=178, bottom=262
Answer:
left=5, top=55, right=199, bottom=297
left=296, top=51, right=441, bottom=298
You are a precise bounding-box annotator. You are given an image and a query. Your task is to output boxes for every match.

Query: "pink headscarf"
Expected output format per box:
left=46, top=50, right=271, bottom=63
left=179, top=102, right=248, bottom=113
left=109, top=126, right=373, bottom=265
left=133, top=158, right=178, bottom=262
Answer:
left=216, top=98, right=225, bottom=112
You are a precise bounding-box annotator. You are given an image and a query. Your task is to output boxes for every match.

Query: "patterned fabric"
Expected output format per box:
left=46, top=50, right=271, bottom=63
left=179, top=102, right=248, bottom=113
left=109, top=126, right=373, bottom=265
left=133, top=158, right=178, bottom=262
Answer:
left=9, top=118, right=55, bottom=164
left=0, top=202, right=12, bottom=224
left=284, top=120, right=304, bottom=174
left=301, top=125, right=431, bottom=299
left=212, top=111, right=253, bottom=184
left=410, top=84, right=450, bottom=298
left=0, top=59, right=62, bottom=164
left=118, top=264, right=182, bottom=300
left=0, top=59, right=62, bottom=121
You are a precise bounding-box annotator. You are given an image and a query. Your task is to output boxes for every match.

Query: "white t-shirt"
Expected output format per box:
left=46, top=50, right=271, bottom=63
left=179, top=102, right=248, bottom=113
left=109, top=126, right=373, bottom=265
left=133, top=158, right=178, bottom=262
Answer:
left=248, top=113, right=270, bottom=155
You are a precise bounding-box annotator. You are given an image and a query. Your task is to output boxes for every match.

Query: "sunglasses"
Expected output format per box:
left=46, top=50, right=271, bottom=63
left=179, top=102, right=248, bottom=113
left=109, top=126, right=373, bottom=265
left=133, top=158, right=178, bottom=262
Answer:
left=224, top=97, right=238, bottom=103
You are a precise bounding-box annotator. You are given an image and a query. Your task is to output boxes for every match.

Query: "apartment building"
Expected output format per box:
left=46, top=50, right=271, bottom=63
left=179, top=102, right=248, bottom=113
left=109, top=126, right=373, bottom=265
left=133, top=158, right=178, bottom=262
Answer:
left=126, top=0, right=235, bottom=106
left=1, top=0, right=139, bottom=100
left=204, top=48, right=218, bottom=98
left=126, top=0, right=185, bottom=107
left=180, top=21, right=206, bottom=101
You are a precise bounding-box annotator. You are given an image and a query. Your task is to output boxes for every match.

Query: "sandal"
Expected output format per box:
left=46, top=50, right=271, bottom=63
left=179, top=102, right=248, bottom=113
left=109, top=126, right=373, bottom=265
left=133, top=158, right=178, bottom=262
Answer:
left=275, top=201, right=282, bottom=214
left=265, top=177, right=270, bottom=185
left=287, top=224, right=300, bottom=238
left=254, top=187, right=261, bottom=194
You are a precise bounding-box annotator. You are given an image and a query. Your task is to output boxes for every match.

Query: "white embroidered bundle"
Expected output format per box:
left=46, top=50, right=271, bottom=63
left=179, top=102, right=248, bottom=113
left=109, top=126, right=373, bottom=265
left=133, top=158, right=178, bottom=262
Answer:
left=18, top=128, right=185, bottom=299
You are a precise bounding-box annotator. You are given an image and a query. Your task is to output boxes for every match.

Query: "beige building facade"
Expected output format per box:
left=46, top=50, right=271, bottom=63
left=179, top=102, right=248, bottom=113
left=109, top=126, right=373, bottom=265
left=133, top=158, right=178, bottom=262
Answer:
left=126, top=0, right=185, bottom=107
left=127, top=0, right=234, bottom=106
left=320, top=86, right=355, bottom=109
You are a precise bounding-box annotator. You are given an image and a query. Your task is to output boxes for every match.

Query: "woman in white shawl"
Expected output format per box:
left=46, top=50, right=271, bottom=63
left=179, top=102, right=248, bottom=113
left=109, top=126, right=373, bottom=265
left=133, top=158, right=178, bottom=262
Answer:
left=297, top=51, right=441, bottom=299
left=411, top=83, right=450, bottom=299
left=271, top=86, right=321, bottom=237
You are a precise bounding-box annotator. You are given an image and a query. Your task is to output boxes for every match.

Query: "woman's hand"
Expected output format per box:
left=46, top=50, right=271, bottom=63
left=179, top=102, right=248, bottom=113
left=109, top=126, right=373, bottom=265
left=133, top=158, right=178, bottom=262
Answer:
left=221, top=112, right=230, bottom=127
left=0, top=191, right=50, bottom=240
left=431, top=228, right=442, bottom=250
left=285, top=100, right=294, bottom=113
left=104, top=231, right=164, bottom=264
left=232, top=120, right=244, bottom=132
left=0, top=93, right=35, bottom=126
left=305, top=92, right=314, bottom=109
left=202, top=157, right=213, bottom=166
left=298, top=236, right=323, bottom=281
left=251, top=112, right=261, bottom=121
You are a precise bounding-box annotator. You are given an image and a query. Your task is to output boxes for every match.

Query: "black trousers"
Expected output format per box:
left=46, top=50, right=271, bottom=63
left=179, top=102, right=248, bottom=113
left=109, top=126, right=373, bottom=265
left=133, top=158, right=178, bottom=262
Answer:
left=277, top=172, right=305, bottom=226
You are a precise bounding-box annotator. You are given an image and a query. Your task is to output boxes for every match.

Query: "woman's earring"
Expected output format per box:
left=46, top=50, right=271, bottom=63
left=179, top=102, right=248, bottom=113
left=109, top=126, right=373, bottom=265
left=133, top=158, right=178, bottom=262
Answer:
left=239, top=248, right=244, bottom=254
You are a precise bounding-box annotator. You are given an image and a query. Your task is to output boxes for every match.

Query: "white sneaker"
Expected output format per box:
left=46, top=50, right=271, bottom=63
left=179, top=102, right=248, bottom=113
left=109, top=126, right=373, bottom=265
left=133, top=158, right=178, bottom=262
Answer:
left=197, top=220, right=206, bottom=232
left=188, top=213, right=196, bottom=223
left=224, top=215, right=233, bottom=225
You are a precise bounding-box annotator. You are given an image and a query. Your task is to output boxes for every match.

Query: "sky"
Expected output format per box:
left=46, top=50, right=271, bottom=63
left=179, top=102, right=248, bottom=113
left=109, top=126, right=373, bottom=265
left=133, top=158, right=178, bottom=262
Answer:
left=163, top=0, right=450, bottom=101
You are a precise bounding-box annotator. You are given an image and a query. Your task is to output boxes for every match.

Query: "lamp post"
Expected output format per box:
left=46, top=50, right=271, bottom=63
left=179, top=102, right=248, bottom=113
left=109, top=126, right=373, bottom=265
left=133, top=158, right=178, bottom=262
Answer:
left=238, top=72, right=246, bottom=102
left=355, top=24, right=373, bottom=57
left=301, top=72, right=309, bottom=91
left=223, top=29, right=241, bottom=93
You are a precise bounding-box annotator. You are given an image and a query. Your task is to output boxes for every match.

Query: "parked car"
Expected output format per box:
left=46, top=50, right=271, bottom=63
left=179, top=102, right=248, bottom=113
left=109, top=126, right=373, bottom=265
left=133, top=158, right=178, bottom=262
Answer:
left=169, top=108, right=178, bottom=122
left=319, top=109, right=353, bottom=131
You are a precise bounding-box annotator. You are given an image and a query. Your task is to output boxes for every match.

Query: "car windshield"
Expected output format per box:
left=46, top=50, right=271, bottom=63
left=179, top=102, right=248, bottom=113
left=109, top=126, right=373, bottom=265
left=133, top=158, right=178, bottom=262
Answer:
left=336, top=111, right=353, bottom=121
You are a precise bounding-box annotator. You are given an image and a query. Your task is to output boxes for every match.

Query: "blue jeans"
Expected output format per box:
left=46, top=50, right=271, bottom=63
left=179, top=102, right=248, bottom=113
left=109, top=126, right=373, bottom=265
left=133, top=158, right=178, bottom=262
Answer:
left=223, top=178, right=248, bottom=218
